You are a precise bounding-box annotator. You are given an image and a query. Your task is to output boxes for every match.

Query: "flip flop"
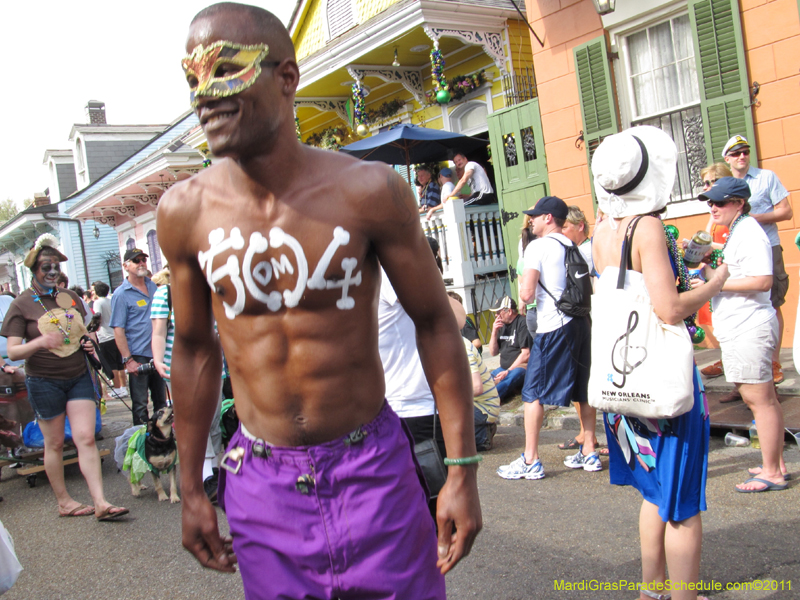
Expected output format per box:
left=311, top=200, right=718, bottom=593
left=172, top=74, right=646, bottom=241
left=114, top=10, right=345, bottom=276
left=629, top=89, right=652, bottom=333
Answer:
left=558, top=438, right=580, bottom=450
left=735, top=477, right=788, bottom=493
left=96, top=506, right=130, bottom=521
left=598, top=447, right=609, bottom=456
left=747, top=466, right=790, bottom=481
left=59, top=504, right=95, bottom=517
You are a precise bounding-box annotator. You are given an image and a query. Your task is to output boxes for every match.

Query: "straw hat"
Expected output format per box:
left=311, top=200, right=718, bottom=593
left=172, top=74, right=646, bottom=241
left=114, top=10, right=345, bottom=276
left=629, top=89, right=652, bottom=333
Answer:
left=591, top=126, right=677, bottom=219
left=23, top=233, right=68, bottom=269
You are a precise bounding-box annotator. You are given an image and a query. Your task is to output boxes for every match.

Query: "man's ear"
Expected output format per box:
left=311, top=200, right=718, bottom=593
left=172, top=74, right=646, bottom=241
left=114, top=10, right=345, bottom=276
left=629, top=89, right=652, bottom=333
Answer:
left=277, top=58, right=300, bottom=96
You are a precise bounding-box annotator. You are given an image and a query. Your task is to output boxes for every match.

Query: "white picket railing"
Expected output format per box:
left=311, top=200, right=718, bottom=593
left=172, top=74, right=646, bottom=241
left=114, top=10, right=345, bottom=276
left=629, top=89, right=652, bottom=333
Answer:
left=419, top=199, right=509, bottom=314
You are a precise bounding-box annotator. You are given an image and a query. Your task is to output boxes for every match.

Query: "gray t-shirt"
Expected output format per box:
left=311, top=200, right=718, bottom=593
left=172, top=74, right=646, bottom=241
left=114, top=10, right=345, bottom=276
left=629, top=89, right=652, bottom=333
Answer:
left=93, top=296, right=115, bottom=343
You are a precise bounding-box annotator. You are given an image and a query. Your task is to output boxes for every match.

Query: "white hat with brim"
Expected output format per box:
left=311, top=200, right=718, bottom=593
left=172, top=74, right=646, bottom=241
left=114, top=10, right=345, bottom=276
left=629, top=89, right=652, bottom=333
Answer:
left=592, top=125, right=677, bottom=219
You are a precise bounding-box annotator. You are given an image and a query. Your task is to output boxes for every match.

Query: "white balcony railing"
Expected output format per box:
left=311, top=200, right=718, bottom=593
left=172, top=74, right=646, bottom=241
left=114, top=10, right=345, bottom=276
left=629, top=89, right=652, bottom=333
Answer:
left=419, top=199, right=508, bottom=312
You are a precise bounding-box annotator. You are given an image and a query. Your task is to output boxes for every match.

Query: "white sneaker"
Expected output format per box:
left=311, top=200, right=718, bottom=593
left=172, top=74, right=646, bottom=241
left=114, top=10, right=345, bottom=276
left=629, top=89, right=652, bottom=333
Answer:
left=115, top=388, right=129, bottom=398
left=564, top=448, right=602, bottom=472
left=497, top=455, right=545, bottom=480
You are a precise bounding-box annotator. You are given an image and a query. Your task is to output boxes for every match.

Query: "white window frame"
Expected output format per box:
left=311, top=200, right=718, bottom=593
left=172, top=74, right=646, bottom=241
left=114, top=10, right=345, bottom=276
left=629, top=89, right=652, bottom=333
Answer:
left=607, top=1, right=708, bottom=219
left=442, top=84, right=494, bottom=135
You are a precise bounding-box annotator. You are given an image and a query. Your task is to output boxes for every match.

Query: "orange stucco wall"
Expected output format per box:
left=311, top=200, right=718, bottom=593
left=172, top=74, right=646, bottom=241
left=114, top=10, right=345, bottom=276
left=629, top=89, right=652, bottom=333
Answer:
left=525, top=0, right=800, bottom=347
left=523, top=0, right=603, bottom=224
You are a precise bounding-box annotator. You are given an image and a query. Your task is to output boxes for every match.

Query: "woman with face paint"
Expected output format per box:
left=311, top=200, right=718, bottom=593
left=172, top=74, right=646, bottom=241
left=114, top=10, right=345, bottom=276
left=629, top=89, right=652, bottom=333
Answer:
left=0, top=234, right=128, bottom=520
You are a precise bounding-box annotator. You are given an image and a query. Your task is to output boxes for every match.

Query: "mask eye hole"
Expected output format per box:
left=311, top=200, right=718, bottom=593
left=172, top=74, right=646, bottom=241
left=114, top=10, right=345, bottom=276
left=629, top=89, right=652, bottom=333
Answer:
left=214, top=60, right=244, bottom=79
left=186, top=74, right=199, bottom=89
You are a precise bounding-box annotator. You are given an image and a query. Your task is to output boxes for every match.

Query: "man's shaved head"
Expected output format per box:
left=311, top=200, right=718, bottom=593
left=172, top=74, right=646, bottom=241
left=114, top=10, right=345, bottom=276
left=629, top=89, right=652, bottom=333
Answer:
left=189, top=2, right=295, bottom=62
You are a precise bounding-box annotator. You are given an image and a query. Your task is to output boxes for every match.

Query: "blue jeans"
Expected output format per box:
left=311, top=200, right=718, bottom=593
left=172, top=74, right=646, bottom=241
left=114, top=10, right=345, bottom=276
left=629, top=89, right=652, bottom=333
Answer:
left=491, top=367, right=526, bottom=401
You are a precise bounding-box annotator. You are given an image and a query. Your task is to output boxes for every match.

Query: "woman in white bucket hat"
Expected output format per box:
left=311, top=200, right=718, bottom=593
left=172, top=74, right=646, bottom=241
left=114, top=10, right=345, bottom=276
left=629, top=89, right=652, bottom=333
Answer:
left=591, top=126, right=729, bottom=600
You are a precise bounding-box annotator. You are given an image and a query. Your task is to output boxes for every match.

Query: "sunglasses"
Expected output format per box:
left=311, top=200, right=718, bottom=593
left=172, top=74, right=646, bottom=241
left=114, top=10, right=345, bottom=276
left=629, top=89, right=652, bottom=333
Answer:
left=706, top=199, right=738, bottom=208
left=129, top=257, right=147, bottom=265
left=702, top=179, right=716, bottom=188
left=727, top=150, right=750, bottom=158
left=38, top=263, right=61, bottom=274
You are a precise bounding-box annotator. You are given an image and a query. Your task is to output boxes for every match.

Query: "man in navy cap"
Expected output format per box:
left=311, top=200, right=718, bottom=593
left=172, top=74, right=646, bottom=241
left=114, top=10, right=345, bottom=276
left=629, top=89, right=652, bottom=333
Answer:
left=723, top=135, right=792, bottom=384
left=110, top=248, right=167, bottom=425
left=497, top=196, right=597, bottom=481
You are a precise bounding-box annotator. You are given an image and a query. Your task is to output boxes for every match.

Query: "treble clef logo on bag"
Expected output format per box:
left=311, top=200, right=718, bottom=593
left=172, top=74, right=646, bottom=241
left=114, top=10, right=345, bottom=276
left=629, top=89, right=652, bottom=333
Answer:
left=611, top=311, right=647, bottom=389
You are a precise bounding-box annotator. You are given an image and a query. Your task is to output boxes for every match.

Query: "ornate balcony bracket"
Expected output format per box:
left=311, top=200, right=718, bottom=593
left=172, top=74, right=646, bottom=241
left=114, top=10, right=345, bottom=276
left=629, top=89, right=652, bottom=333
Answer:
left=424, top=26, right=507, bottom=75
left=294, top=97, right=351, bottom=124
left=94, top=215, right=117, bottom=227
left=114, top=194, right=160, bottom=208
left=99, top=205, right=138, bottom=219
left=346, top=66, right=425, bottom=104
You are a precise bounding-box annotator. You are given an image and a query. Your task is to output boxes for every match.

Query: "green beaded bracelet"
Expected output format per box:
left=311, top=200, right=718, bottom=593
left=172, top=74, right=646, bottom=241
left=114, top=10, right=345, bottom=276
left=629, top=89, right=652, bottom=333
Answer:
left=443, top=455, right=483, bottom=466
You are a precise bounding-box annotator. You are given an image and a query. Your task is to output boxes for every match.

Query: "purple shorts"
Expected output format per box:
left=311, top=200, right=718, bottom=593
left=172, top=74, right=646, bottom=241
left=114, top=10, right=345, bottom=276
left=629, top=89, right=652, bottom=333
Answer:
left=218, top=401, right=446, bottom=600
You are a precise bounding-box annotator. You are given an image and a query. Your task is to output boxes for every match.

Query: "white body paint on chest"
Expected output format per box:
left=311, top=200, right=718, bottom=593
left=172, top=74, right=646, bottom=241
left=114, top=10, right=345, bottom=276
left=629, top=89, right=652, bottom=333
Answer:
left=197, top=226, right=362, bottom=319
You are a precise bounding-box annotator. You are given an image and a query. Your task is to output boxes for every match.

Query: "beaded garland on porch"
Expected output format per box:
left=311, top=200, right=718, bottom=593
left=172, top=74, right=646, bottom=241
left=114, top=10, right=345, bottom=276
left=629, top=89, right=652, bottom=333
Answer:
left=430, top=43, right=450, bottom=104
left=351, top=81, right=368, bottom=136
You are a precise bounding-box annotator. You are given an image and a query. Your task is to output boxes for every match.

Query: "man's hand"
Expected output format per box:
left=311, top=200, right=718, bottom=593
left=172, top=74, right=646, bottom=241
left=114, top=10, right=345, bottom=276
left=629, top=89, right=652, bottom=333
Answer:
left=435, top=465, right=482, bottom=574
left=125, top=358, right=142, bottom=375
left=182, top=490, right=237, bottom=573
left=154, top=360, right=170, bottom=379
left=81, top=338, right=95, bottom=354
left=492, top=315, right=504, bottom=333
left=493, top=370, right=509, bottom=383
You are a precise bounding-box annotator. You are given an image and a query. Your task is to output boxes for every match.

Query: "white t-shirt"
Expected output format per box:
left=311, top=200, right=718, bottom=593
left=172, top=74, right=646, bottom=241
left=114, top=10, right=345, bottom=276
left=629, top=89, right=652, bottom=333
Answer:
left=711, top=216, right=775, bottom=342
left=93, top=296, right=115, bottom=343
left=465, top=161, right=494, bottom=195
left=579, top=238, right=594, bottom=276
left=523, top=232, right=574, bottom=333
left=377, top=270, right=435, bottom=418
left=441, top=181, right=455, bottom=200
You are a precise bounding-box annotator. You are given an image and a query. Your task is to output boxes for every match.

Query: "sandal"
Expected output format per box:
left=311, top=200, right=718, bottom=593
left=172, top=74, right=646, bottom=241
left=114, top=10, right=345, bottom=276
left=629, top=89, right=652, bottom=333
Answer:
left=558, top=438, right=580, bottom=450
left=747, top=465, right=790, bottom=481
left=59, top=504, right=95, bottom=517
left=598, top=447, right=610, bottom=456
left=96, top=506, right=130, bottom=521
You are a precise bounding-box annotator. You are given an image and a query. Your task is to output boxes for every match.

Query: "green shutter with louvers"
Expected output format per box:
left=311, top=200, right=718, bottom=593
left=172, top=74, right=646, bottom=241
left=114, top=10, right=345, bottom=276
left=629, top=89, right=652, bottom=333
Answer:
left=574, top=35, right=619, bottom=204
left=689, top=0, right=755, bottom=162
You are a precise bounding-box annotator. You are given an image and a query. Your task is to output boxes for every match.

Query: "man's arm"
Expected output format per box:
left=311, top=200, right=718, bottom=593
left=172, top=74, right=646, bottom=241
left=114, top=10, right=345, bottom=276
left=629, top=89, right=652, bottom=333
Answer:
left=504, top=347, right=530, bottom=372
left=371, top=166, right=481, bottom=575
left=152, top=318, right=169, bottom=379
left=158, top=184, right=233, bottom=573
left=751, top=196, right=792, bottom=225
left=520, top=268, right=540, bottom=305
left=487, top=317, right=502, bottom=356
left=450, top=167, right=474, bottom=198
left=113, top=327, right=138, bottom=374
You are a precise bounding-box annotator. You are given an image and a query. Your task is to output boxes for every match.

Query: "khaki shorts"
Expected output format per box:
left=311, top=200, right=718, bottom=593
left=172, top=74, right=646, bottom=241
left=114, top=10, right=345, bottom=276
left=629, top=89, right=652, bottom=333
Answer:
left=720, top=317, right=778, bottom=384
left=771, top=245, right=789, bottom=308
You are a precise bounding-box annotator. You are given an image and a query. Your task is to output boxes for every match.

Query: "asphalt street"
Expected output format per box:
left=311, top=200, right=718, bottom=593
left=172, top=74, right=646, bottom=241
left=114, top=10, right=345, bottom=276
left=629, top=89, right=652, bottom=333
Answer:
left=1, top=398, right=797, bottom=600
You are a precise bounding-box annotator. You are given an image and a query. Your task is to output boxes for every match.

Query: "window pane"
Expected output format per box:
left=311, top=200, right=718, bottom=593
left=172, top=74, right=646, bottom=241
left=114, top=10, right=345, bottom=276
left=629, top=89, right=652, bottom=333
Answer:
left=632, top=73, right=657, bottom=117
left=627, top=30, right=651, bottom=75
left=649, top=21, right=675, bottom=68
left=654, top=65, right=681, bottom=112
left=672, top=15, right=692, bottom=60
left=677, top=58, right=700, bottom=104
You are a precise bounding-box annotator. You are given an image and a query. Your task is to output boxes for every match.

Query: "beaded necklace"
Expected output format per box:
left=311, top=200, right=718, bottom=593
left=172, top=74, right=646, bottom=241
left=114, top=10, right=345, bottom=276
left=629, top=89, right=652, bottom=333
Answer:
left=708, top=213, right=749, bottom=266
left=30, top=282, right=75, bottom=345
left=660, top=219, right=705, bottom=343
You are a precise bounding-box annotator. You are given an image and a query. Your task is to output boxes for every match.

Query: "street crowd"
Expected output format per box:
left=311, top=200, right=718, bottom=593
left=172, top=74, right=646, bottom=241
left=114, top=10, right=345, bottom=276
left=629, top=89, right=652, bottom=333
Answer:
left=0, top=3, right=795, bottom=600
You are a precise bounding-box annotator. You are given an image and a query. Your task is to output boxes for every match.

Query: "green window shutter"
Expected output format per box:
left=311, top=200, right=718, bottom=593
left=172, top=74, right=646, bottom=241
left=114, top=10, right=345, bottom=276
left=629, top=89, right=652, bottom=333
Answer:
left=689, top=0, right=755, bottom=162
left=574, top=35, right=619, bottom=204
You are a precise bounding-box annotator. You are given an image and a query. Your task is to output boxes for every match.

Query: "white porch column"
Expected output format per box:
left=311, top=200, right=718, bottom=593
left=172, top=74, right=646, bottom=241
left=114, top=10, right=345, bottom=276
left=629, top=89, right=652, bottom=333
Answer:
left=442, top=198, right=474, bottom=289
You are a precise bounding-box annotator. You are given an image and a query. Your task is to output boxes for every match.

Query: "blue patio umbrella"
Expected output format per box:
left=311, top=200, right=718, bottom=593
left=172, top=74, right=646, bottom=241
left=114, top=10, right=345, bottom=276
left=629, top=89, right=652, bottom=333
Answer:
left=340, top=124, right=488, bottom=182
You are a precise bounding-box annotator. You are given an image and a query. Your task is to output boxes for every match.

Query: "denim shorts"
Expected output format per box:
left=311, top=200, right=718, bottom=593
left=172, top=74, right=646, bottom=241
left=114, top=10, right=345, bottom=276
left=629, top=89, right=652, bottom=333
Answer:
left=26, top=370, right=97, bottom=420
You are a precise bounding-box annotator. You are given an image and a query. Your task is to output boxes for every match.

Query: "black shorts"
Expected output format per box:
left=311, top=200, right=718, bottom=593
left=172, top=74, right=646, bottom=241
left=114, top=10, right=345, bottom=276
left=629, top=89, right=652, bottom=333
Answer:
left=98, top=339, right=123, bottom=378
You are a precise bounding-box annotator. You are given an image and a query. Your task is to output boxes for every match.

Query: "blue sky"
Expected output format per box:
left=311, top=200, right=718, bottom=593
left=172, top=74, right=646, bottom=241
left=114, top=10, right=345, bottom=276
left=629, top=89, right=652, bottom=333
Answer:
left=0, top=1, right=295, bottom=206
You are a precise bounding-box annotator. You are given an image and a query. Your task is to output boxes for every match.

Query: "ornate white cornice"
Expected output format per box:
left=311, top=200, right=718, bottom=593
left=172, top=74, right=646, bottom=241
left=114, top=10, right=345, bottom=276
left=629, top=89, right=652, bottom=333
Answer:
left=346, top=66, right=425, bottom=104
left=424, top=25, right=507, bottom=75
left=294, top=97, right=351, bottom=123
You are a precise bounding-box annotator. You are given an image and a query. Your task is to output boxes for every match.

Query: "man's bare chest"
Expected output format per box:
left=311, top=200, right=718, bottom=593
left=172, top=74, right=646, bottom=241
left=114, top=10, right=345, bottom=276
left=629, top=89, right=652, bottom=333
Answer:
left=195, top=217, right=367, bottom=321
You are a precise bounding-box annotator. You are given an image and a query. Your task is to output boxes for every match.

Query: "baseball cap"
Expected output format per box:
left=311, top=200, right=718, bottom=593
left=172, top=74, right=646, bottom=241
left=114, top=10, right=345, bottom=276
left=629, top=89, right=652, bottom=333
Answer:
left=490, top=296, right=517, bottom=312
left=123, top=248, right=149, bottom=262
left=721, top=135, right=750, bottom=158
left=440, top=167, right=453, bottom=178
left=698, top=176, right=751, bottom=202
left=522, top=196, right=568, bottom=220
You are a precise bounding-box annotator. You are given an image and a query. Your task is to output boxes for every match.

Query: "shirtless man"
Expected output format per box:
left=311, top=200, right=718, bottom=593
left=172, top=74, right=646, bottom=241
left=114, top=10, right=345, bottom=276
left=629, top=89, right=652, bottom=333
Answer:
left=157, top=4, right=481, bottom=598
